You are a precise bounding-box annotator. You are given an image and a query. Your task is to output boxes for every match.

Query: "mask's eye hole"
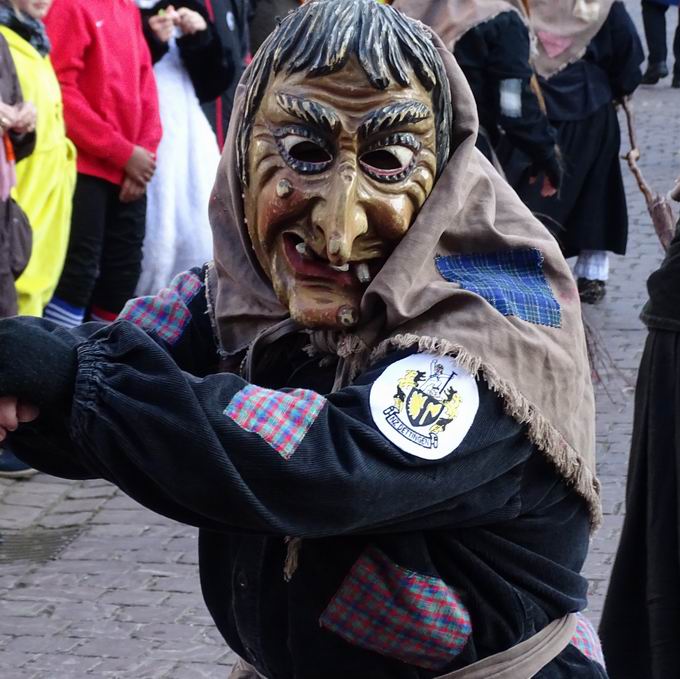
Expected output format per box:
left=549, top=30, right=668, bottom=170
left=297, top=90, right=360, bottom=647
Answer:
left=360, top=134, right=419, bottom=183
left=276, top=128, right=334, bottom=174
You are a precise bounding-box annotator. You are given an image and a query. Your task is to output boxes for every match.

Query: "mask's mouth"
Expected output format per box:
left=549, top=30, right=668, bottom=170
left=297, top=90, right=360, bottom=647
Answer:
left=282, top=232, right=378, bottom=287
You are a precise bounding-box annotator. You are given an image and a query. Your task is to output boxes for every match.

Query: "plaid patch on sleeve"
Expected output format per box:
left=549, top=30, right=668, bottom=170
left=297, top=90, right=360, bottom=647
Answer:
left=320, top=545, right=472, bottom=670
left=570, top=612, right=605, bottom=667
left=435, top=248, right=561, bottom=328
left=118, top=270, right=204, bottom=345
left=223, top=385, right=326, bottom=460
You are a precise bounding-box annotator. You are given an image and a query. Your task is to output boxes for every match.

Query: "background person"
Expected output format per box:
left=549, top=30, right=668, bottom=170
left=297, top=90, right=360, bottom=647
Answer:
left=136, top=1, right=228, bottom=295
left=393, top=0, right=561, bottom=197
left=201, top=0, right=250, bottom=149
left=0, top=22, right=35, bottom=478
left=515, top=0, right=643, bottom=305
left=599, top=221, right=680, bottom=678
left=0, top=0, right=76, bottom=319
left=42, top=0, right=161, bottom=328
left=641, top=0, right=680, bottom=86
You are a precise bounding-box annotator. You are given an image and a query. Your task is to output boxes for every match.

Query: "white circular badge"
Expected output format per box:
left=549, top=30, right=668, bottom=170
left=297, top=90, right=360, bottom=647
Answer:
left=369, top=353, right=479, bottom=460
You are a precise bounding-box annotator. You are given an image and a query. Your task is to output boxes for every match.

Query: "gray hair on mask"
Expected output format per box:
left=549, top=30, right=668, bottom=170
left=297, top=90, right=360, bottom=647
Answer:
left=237, top=0, right=453, bottom=185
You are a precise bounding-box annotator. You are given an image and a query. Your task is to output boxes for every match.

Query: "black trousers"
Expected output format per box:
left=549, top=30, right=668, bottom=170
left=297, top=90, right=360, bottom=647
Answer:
left=54, top=174, right=146, bottom=314
left=642, top=0, right=680, bottom=73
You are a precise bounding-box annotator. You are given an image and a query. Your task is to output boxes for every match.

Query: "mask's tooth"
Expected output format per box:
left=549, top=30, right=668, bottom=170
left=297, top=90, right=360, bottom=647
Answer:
left=295, top=242, right=309, bottom=257
left=355, top=262, right=371, bottom=283
left=330, top=263, right=350, bottom=272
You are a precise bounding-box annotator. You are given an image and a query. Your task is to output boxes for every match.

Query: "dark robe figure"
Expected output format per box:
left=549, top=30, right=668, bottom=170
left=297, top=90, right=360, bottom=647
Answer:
left=599, top=224, right=680, bottom=679
left=201, top=0, right=251, bottom=149
left=512, top=1, right=642, bottom=304
left=392, top=0, right=561, bottom=196
left=454, top=11, right=560, bottom=190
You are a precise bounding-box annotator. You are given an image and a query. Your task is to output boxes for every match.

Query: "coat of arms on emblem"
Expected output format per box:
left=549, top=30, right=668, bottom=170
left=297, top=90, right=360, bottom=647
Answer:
left=382, top=359, right=462, bottom=450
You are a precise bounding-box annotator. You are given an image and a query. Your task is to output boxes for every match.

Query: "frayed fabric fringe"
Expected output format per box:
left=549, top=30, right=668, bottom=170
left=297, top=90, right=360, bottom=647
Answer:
left=367, top=333, right=603, bottom=532
left=284, top=536, right=302, bottom=582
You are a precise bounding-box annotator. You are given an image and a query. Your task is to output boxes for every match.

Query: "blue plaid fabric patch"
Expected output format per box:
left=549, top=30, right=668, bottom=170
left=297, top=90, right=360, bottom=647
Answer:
left=118, top=270, right=203, bottom=345
left=435, top=248, right=561, bottom=327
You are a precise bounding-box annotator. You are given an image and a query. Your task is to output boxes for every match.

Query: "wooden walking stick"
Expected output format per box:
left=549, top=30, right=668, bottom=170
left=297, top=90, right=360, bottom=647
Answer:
left=621, top=98, right=677, bottom=251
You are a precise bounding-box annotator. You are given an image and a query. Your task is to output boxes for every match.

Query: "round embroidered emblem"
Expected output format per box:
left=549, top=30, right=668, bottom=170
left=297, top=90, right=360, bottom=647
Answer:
left=369, top=353, right=479, bottom=460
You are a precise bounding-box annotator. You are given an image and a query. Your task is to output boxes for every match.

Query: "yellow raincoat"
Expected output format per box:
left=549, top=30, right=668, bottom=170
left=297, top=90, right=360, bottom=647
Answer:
left=0, top=26, right=76, bottom=317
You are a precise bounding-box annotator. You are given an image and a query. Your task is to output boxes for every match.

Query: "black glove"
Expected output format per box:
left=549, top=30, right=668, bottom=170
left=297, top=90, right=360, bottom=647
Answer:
left=0, top=317, right=79, bottom=412
left=542, top=150, right=564, bottom=193
left=523, top=148, right=564, bottom=194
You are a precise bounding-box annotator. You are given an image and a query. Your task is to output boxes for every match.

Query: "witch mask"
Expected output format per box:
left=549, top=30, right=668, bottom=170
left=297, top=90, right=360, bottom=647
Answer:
left=236, top=0, right=452, bottom=330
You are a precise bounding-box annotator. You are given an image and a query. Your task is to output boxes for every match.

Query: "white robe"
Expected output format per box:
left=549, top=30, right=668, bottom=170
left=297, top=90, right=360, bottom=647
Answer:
left=136, top=39, right=220, bottom=296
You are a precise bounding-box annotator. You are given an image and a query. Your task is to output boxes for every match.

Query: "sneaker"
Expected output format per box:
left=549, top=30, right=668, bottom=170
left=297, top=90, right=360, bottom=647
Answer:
left=0, top=447, right=37, bottom=478
left=578, top=278, right=606, bottom=305
left=672, top=74, right=680, bottom=89
left=641, top=62, right=669, bottom=84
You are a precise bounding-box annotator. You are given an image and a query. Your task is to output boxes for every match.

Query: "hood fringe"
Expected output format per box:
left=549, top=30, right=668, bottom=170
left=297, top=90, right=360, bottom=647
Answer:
left=368, top=333, right=602, bottom=532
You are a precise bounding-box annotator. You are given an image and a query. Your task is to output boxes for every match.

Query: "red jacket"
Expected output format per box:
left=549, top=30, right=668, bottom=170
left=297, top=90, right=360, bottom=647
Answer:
left=45, top=0, right=162, bottom=185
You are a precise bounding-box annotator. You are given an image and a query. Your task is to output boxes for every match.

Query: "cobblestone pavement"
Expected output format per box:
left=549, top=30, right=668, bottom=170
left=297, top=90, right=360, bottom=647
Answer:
left=1, top=2, right=679, bottom=677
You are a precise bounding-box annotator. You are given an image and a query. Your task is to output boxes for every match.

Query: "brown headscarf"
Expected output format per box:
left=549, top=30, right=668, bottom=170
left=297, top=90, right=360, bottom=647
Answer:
left=208, top=17, right=599, bottom=527
left=389, top=0, right=523, bottom=50
left=512, top=0, right=616, bottom=78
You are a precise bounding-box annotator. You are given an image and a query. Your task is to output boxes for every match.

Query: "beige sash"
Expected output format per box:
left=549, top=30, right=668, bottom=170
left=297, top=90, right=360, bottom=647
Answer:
left=434, top=614, right=577, bottom=679
left=228, top=614, right=577, bottom=679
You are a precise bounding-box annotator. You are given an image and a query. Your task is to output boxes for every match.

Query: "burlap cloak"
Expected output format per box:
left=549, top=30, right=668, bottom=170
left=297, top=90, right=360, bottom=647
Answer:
left=207, top=13, right=600, bottom=527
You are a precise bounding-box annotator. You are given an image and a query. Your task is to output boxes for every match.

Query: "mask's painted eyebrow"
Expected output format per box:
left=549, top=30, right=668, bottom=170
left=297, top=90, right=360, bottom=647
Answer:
left=275, top=93, right=340, bottom=134
left=359, top=101, right=432, bottom=139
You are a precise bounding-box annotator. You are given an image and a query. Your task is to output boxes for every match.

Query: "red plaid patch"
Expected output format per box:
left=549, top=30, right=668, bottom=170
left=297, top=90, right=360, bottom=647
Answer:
left=320, top=546, right=472, bottom=670
left=224, top=385, right=326, bottom=459
left=571, top=613, right=605, bottom=667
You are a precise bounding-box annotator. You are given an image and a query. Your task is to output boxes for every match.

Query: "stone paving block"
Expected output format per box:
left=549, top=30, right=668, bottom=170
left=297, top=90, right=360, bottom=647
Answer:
left=98, top=589, right=169, bottom=607
left=0, top=650, right=38, bottom=672
left=50, top=498, right=107, bottom=514
left=170, top=662, right=237, bottom=679
left=91, top=658, right=178, bottom=678
left=67, top=620, right=142, bottom=640
left=1, top=491, right=63, bottom=508
left=10, top=635, right=83, bottom=654
left=70, top=636, right=155, bottom=659
left=66, top=485, right=118, bottom=500
left=38, top=512, right=93, bottom=529
left=0, top=504, right=44, bottom=530
left=148, top=641, right=233, bottom=664
left=116, top=604, right=189, bottom=624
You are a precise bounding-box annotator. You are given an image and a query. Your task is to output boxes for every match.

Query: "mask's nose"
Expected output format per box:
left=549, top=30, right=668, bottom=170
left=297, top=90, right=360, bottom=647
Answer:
left=310, top=163, right=368, bottom=265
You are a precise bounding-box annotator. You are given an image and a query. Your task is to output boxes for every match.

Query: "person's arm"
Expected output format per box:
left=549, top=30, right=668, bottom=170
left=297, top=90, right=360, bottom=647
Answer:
left=599, top=1, right=644, bottom=98
left=1, top=317, right=535, bottom=537
left=8, top=126, right=35, bottom=163
left=4, top=266, right=218, bottom=479
left=177, top=5, right=233, bottom=104
left=0, top=37, right=35, bottom=161
left=140, top=5, right=171, bottom=64
left=44, top=2, right=136, bottom=170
